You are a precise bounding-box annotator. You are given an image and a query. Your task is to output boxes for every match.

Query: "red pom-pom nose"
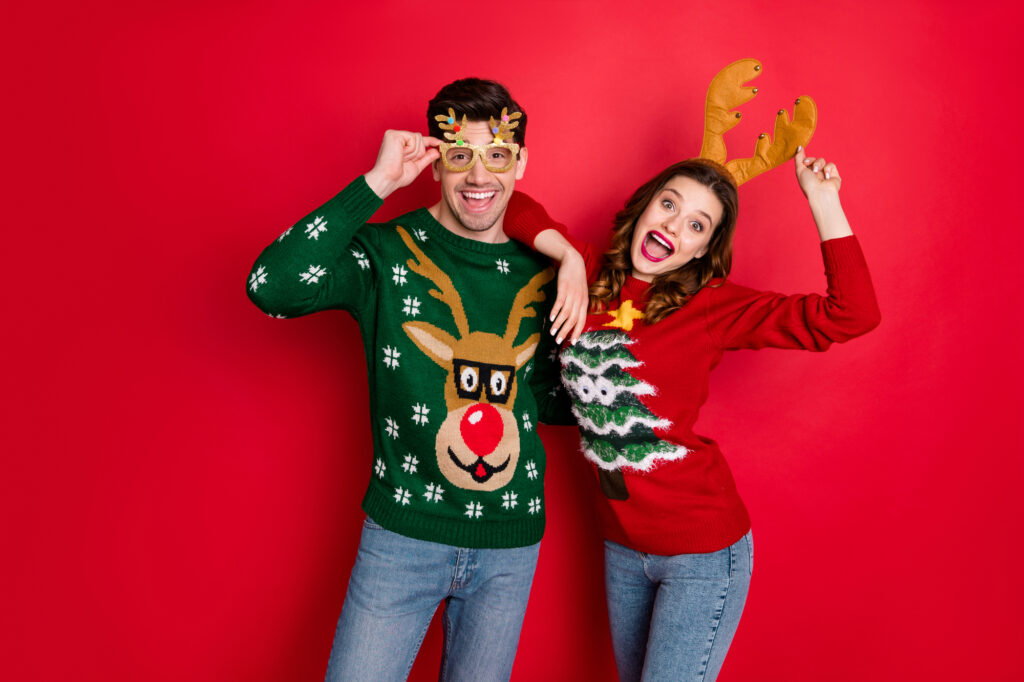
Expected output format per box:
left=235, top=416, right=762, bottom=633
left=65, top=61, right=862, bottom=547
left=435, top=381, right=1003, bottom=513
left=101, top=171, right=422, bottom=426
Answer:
left=460, top=404, right=503, bottom=457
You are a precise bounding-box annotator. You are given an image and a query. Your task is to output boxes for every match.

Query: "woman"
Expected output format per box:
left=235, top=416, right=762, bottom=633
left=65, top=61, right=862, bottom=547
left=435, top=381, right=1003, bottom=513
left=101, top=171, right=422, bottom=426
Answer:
left=504, top=148, right=880, bottom=680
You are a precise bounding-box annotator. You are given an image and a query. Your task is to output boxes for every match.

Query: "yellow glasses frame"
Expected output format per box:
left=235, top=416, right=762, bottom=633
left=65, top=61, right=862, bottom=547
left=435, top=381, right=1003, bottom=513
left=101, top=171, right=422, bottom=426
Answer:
left=438, top=141, right=521, bottom=173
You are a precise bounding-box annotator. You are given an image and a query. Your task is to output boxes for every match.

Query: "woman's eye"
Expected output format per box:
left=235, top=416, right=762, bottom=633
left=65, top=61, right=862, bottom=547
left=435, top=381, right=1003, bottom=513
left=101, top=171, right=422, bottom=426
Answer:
left=691, top=221, right=703, bottom=232
left=661, top=199, right=674, bottom=211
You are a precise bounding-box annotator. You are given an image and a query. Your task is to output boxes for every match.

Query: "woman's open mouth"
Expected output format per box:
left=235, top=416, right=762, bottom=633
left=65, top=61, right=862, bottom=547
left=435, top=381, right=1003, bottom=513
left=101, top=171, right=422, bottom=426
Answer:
left=641, top=230, right=674, bottom=262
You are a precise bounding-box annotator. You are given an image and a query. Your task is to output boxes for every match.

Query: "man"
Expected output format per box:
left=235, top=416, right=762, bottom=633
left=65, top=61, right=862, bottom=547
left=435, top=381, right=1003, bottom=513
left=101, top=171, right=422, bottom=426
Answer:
left=246, top=78, right=571, bottom=681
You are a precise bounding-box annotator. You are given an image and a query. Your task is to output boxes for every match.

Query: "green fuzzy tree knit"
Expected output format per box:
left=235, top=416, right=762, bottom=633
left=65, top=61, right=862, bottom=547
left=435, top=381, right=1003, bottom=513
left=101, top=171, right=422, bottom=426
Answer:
left=247, top=177, right=571, bottom=548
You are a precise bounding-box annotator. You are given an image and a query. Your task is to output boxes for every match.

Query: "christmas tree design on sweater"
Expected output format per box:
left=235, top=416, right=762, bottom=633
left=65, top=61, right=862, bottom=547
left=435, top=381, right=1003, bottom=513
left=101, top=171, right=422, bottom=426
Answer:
left=561, top=326, right=688, bottom=499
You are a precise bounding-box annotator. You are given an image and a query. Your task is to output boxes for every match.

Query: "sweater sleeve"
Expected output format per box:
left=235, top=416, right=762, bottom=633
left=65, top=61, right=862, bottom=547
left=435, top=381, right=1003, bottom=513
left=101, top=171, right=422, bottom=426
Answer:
left=504, top=191, right=604, bottom=282
left=504, top=191, right=569, bottom=245
left=528, top=330, right=576, bottom=426
left=246, top=176, right=383, bottom=318
left=708, top=236, right=881, bottom=351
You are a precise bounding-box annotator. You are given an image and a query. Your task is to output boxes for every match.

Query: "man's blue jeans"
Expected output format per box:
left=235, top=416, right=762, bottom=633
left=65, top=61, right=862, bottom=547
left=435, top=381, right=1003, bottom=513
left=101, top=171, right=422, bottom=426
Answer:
left=324, top=517, right=540, bottom=682
left=604, top=531, right=753, bottom=682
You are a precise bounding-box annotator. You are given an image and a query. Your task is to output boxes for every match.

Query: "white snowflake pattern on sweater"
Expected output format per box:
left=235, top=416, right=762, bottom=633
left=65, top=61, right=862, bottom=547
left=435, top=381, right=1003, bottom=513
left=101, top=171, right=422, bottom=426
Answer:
left=299, top=265, right=326, bottom=284
left=305, top=216, right=328, bottom=240
left=392, top=265, right=408, bottom=285
left=248, top=265, right=268, bottom=292
left=423, top=483, right=444, bottom=502
left=351, top=249, right=370, bottom=270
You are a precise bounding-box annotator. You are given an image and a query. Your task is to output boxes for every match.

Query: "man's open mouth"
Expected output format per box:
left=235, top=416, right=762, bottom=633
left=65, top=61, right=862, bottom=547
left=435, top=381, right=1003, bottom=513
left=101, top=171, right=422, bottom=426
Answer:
left=459, top=189, right=498, bottom=213
left=448, top=447, right=511, bottom=483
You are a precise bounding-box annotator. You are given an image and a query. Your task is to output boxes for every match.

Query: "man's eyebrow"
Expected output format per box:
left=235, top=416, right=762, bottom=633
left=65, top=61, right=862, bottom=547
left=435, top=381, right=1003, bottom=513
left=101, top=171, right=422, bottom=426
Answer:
left=662, top=187, right=712, bottom=224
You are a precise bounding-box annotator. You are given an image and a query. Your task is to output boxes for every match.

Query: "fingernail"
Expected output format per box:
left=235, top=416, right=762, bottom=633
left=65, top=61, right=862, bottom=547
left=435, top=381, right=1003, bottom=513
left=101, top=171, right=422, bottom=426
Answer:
left=557, top=336, right=563, bottom=344
left=797, top=145, right=802, bottom=151
left=824, top=172, right=830, bottom=179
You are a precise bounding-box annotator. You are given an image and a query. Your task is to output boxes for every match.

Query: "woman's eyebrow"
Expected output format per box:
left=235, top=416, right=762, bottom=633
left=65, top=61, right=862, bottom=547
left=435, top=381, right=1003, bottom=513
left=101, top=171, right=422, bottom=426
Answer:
left=663, top=187, right=712, bottom=224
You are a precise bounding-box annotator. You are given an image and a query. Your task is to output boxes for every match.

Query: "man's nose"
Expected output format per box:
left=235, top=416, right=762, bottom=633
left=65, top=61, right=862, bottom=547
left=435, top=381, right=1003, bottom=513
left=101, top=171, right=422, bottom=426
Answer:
left=466, top=157, right=490, bottom=183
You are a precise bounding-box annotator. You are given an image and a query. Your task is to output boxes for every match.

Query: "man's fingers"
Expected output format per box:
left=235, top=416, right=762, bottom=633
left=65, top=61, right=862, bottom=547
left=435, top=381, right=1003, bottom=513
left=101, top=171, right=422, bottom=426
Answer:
left=403, top=133, right=424, bottom=159
left=413, top=148, right=440, bottom=173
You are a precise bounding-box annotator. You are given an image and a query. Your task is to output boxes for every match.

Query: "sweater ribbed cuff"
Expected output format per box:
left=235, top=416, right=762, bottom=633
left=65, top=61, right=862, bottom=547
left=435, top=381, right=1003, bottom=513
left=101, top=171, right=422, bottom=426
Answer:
left=332, top=175, right=385, bottom=225
left=821, top=235, right=867, bottom=273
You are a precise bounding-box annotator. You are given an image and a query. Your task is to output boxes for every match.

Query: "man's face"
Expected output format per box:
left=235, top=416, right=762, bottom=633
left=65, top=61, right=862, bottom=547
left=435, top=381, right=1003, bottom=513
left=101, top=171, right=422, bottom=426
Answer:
left=432, top=120, right=527, bottom=239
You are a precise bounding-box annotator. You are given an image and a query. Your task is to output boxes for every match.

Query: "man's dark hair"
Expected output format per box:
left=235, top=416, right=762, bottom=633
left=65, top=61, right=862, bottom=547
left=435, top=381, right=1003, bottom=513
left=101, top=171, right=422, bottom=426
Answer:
left=427, top=78, right=527, bottom=147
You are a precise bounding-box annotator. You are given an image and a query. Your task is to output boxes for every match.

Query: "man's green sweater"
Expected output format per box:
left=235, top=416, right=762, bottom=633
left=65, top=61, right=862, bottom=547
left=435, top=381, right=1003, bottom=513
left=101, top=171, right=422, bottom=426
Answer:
left=247, top=177, right=570, bottom=548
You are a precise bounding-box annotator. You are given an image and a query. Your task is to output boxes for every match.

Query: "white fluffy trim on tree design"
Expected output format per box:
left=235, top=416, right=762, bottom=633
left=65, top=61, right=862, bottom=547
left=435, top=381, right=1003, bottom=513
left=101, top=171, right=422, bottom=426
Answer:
left=580, top=438, right=689, bottom=472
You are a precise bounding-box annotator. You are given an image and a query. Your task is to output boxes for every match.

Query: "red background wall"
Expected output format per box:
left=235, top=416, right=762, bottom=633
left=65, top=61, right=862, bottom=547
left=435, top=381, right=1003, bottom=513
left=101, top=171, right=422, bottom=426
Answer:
left=4, top=1, right=1022, bottom=680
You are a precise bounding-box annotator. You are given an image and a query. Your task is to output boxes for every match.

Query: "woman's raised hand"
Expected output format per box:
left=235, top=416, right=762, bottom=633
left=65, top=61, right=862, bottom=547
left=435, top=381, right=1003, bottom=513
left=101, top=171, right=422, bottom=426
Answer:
left=794, top=147, right=853, bottom=242
left=795, top=146, right=841, bottom=201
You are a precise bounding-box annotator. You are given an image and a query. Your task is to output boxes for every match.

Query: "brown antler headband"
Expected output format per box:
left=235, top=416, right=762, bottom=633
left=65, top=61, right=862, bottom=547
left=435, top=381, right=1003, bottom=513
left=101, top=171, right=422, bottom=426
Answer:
left=699, top=58, right=817, bottom=186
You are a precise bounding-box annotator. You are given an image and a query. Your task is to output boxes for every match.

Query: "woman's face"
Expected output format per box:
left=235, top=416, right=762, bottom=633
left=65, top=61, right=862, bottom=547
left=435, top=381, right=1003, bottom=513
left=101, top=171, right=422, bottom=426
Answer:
left=629, top=175, right=723, bottom=282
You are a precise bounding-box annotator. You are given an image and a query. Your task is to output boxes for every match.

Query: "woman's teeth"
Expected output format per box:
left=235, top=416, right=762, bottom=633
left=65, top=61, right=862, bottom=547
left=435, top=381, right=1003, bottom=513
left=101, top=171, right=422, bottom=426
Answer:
left=642, top=232, right=674, bottom=261
left=650, top=232, right=673, bottom=251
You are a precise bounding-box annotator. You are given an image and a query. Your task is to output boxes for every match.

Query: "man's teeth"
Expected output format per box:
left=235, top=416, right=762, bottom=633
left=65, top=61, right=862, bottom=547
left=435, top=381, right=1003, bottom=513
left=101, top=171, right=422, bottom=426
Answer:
left=651, top=233, right=673, bottom=252
left=463, top=191, right=496, bottom=200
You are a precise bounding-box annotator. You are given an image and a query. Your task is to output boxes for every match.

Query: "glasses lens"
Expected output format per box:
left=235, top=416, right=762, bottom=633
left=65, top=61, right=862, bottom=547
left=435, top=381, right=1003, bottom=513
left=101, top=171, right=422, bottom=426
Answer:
left=482, top=146, right=515, bottom=171
left=445, top=146, right=476, bottom=168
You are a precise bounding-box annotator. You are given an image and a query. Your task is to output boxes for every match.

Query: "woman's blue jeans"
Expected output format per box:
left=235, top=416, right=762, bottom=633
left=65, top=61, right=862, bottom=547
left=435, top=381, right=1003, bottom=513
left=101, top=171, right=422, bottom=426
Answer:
left=604, top=531, right=753, bottom=682
left=324, top=517, right=540, bottom=682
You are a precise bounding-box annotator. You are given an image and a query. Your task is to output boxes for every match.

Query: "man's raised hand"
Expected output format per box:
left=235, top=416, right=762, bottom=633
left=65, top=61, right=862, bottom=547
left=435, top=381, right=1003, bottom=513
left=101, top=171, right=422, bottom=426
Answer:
left=364, top=130, right=442, bottom=199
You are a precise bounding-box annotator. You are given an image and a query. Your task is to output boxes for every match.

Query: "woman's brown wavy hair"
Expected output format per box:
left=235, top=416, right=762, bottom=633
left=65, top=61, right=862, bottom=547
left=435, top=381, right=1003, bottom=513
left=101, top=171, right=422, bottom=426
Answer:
left=590, top=159, right=739, bottom=324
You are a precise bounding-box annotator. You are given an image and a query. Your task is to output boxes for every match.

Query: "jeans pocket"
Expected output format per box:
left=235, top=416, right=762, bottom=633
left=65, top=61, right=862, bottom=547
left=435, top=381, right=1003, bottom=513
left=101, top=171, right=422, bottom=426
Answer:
left=746, top=531, right=754, bottom=576
left=363, top=515, right=383, bottom=530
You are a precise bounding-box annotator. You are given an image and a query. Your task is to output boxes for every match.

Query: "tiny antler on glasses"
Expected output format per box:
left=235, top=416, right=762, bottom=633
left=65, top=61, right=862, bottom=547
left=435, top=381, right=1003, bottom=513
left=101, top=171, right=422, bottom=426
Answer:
left=489, top=107, right=522, bottom=145
left=435, top=107, right=469, bottom=144
left=699, top=59, right=817, bottom=186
